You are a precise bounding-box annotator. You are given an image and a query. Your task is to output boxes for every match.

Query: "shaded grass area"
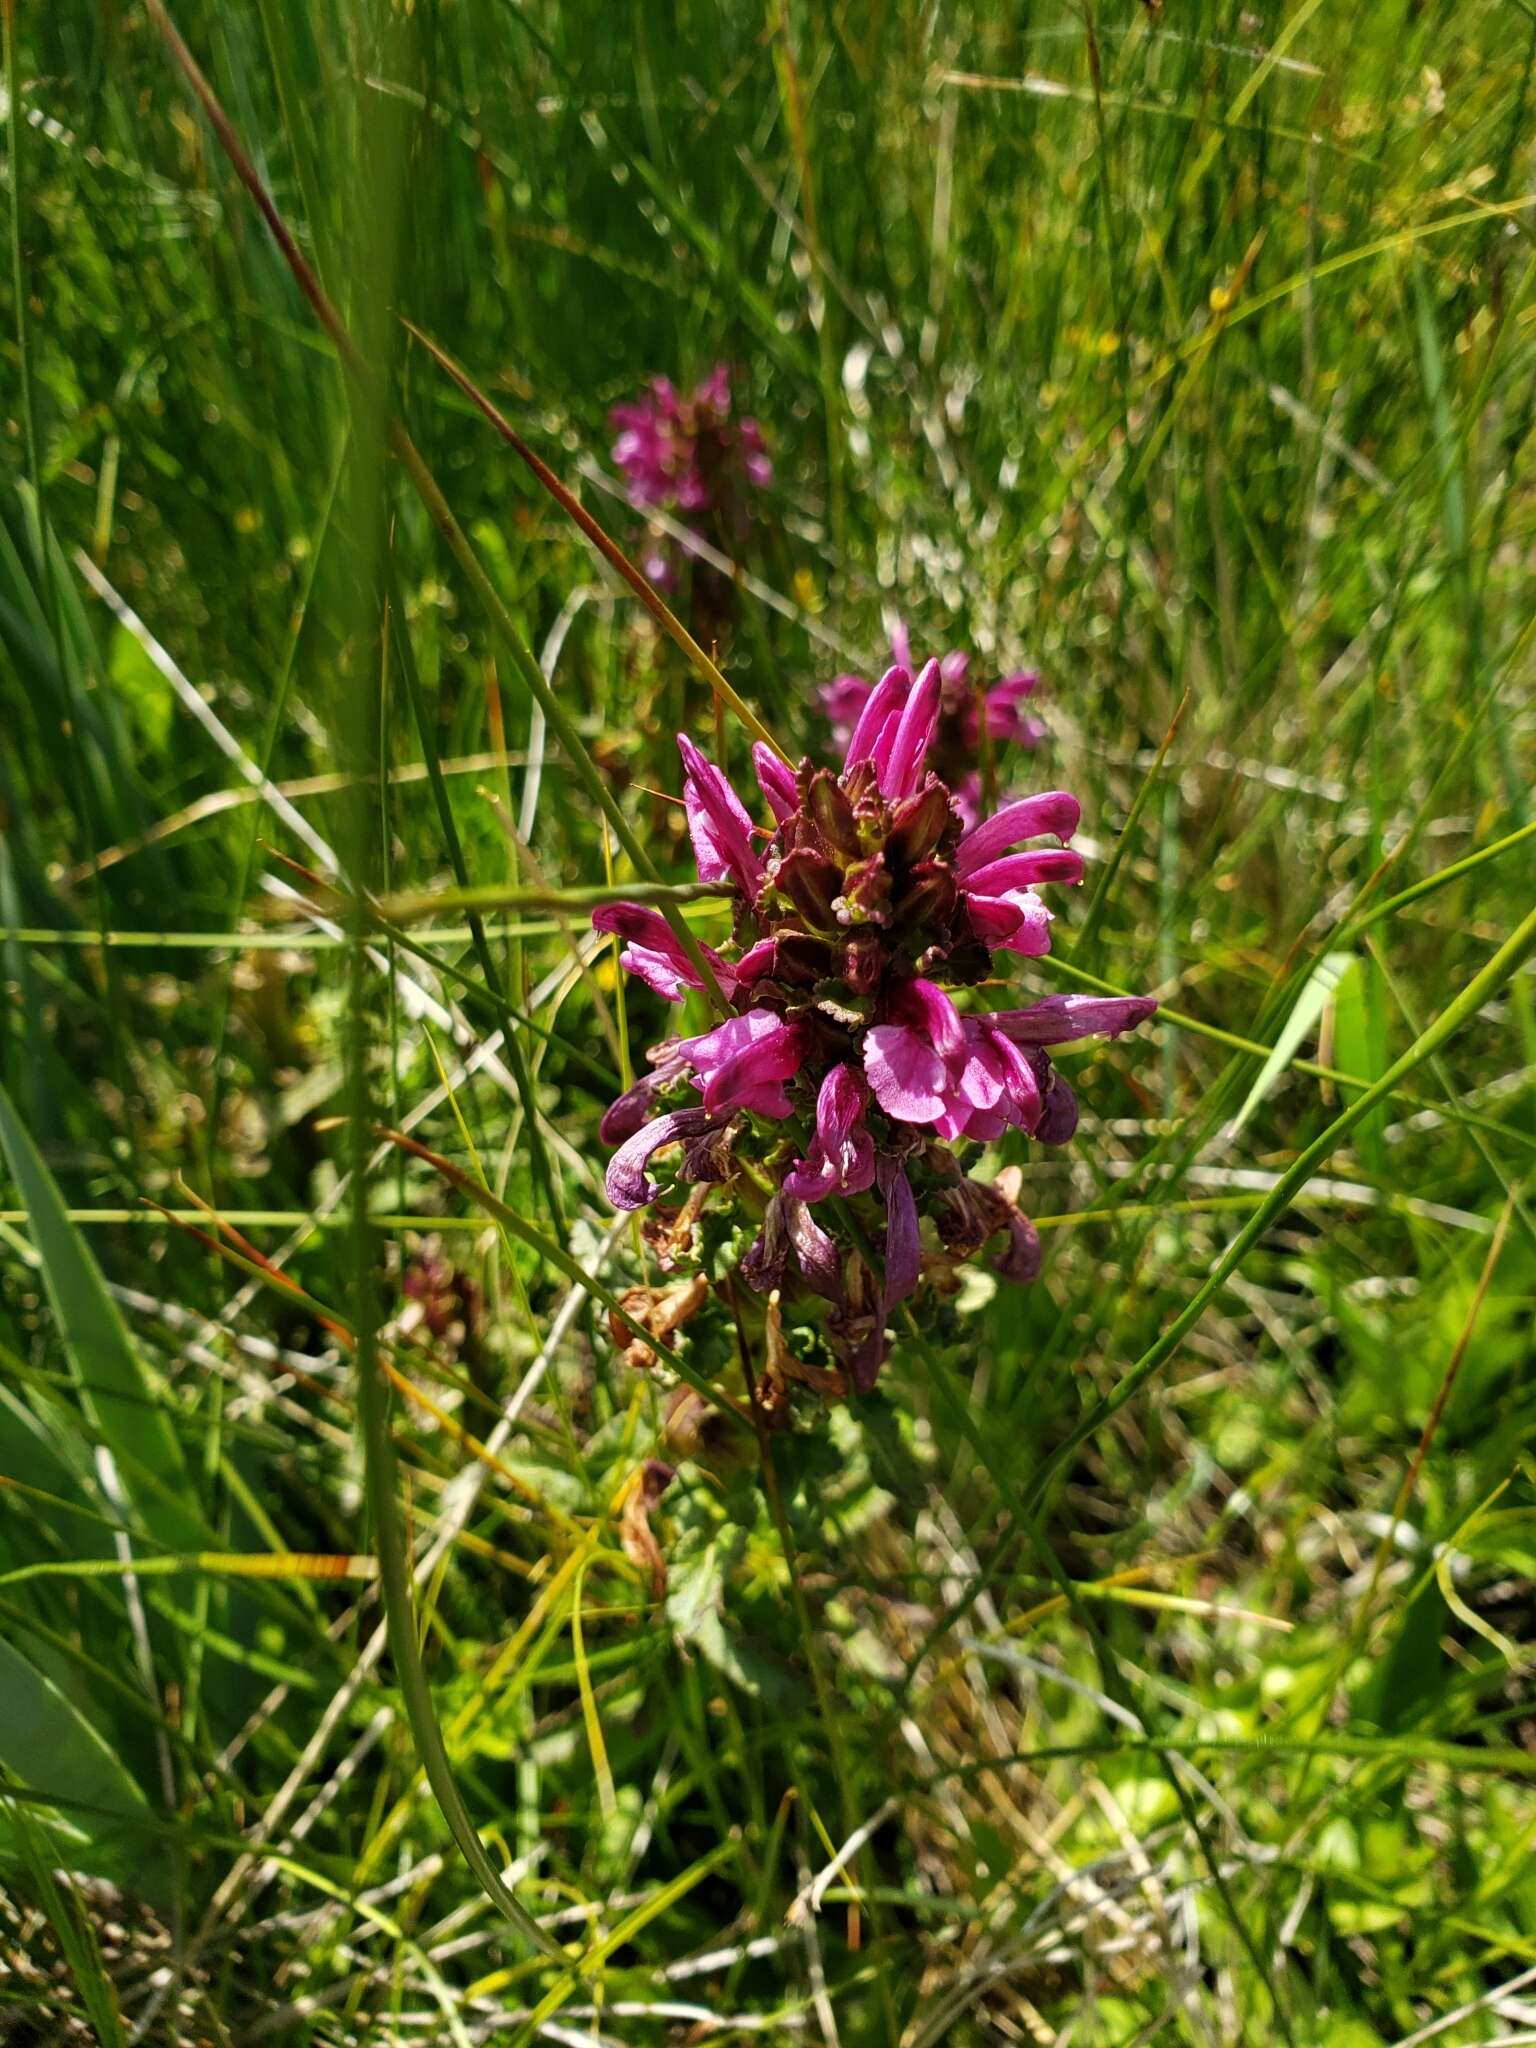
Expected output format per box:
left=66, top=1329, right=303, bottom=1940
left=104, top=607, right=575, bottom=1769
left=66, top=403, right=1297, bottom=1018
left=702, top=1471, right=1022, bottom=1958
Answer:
left=2, top=0, right=1535, bottom=2041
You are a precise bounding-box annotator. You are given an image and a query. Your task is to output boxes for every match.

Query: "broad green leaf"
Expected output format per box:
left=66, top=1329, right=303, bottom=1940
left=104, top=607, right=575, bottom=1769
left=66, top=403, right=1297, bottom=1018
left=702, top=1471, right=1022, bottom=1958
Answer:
left=0, top=1638, right=166, bottom=1898
left=0, top=1081, right=203, bottom=1555
left=1228, top=951, right=1352, bottom=1140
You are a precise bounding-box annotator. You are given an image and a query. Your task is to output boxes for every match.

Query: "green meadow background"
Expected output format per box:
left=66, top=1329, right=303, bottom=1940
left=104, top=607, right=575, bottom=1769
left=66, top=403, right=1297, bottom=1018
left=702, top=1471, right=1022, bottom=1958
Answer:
left=3, top=1, right=1535, bottom=2040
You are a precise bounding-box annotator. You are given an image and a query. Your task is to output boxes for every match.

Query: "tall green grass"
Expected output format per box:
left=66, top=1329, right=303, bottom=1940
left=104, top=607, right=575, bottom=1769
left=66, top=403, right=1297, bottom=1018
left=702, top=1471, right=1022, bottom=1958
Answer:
left=2, top=1, right=1534, bottom=2041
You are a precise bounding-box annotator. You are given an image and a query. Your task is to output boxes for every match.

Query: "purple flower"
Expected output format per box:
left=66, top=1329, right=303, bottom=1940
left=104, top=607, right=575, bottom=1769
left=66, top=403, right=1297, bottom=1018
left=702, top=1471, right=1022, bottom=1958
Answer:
left=677, top=1008, right=803, bottom=1118
left=821, top=622, right=1046, bottom=818
left=678, top=734, right=765, bottom=897
left=611, top=365, right=772, bottom=513
left=592, top=902, right=737, bottom=1002
left=985, top=993, right=1159, bottom=1045
left=591, top=655, right=1157, bottom=1401
left=861, top=982, right=1155, bottom=1148
left=865, top=986, right=1043, bottom=1144
left=784, top=1064, right=877, bottom=1202
left=606, top=1107, right=729, bottom=1210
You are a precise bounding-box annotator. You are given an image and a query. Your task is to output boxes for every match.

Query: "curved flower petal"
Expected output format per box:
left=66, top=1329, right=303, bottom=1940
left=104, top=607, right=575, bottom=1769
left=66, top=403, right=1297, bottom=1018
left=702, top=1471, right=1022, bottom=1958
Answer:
left=994, top=1208, right=1042, bottom=1283
left=681, top=1008, right=802, bottom=1118
left=865, top=1023, right=947, bottom=1123
left=878, top=1161, right=921, bottom=1309
left=677, top=734, right=764, bottom=895
left=753, top=742, right=800, bottom=825
left=1032, top=1059, right=1080, bottom=1144
left=591, top=902, right=734, bottom=1001
left=962, top=848, right=1085, bottom=894
left=843, top=663, right=910, bottom=772
left=783, top=1063, right=876, bottom=1201
left=990, top=994, right=1158, bottom=1045
left=965, top=887, right=1055, bottom=956
left=878, top=658, right=943, bottom=801
left=892, top=978, right=965, bottom=1058
left=599, top=1046, right=689, bottom=1144
left=606, top=1108, right=722, bottom=1210
left=788, top=1199, right=844, bottom=1302
left=978, top=1023, right=1042, bottom=1132
left=954, top=791, right=1082, bottom=878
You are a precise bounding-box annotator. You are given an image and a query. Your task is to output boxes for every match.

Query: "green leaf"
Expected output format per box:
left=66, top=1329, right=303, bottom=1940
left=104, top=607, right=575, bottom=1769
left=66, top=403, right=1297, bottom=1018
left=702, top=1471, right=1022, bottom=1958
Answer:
left=0, top=1081, right=203, bottom=1554
left=0, top=1638, right=166, bottom=1898
left=1331, top=955, right=1389, bottom=1172
left=665, top=1528, right=792, bottom=1704
left=5, top=1796, right=130, bottom=2046
left=1228, top=951, right=1351, bottom=1140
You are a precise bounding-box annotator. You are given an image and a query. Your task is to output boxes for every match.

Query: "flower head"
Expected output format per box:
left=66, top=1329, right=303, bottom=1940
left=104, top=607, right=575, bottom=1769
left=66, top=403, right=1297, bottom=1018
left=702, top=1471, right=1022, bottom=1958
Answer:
left=593, top=667, right=1155, bottom=1400
left=611, top=366, right=771, bottom=604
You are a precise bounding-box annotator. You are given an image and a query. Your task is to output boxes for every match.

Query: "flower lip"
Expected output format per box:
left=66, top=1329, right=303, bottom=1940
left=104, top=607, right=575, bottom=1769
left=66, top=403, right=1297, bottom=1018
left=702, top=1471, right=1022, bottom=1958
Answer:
left=606, top=1107, right=724, bottom=1210
left=954, top=792, right=1082, bottom=878
left=784, top=1063, right=876, bottom=1203
left=679, top=1007, right=803, bottom=1119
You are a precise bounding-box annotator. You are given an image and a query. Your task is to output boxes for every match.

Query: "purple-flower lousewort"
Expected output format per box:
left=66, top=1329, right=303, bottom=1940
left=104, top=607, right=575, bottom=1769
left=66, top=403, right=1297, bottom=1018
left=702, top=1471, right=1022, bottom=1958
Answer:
left=821, top=620, right=1046, bottom=830
left=592, top=662, right=1155, bottom=1399
left=610, top=364, right=771, bottom=591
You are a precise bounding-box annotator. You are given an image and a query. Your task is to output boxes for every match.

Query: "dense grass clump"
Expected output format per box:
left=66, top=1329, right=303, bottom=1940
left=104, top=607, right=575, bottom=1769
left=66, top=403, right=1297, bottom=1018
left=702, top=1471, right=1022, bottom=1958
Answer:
left=2, top=1, right=1535, bottom=2041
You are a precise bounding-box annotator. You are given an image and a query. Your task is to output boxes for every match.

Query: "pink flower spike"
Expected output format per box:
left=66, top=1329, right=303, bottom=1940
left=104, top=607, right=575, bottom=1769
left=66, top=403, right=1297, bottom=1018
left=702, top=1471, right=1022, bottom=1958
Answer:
left=591, top=902, right=735, bottom=1002
left=752, top=742, right=799, bottom=825
left=843, top=663, right=911, bottom=772
left=784, top=1063, right=876, bottom=1202
left=677, top=734, right=765, bottom=896
left=680, top=1008, right=802, bottom=1118
left=954, top=792, right=1082, bottom=879
left=879, top=658, right=944, bottom=800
